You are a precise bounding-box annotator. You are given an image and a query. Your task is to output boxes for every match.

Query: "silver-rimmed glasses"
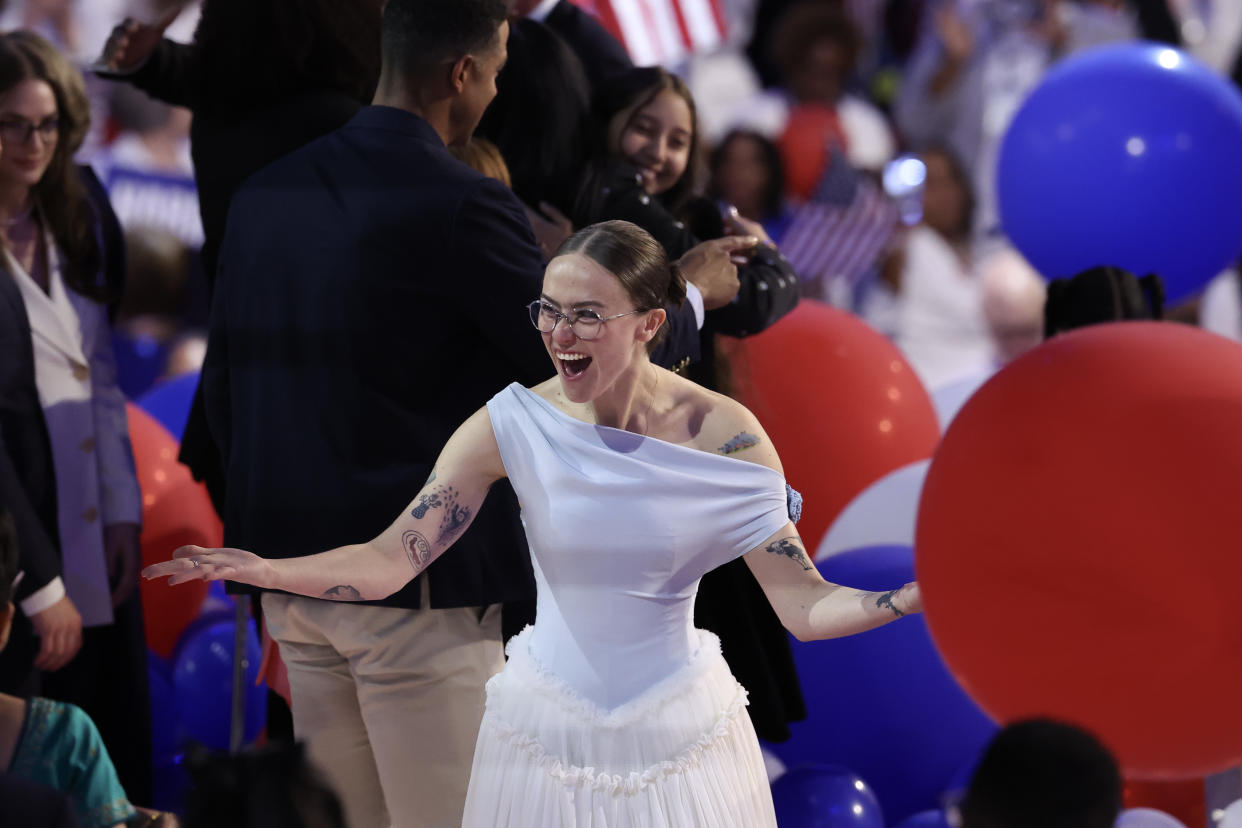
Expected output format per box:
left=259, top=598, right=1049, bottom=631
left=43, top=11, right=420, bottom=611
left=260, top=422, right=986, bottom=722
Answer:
left=527, top=300, right=645, bottom=341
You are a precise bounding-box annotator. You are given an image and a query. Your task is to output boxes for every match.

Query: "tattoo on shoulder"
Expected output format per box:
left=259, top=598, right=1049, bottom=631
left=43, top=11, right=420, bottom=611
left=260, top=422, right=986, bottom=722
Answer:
left=719, top=432, right=761, bottom=455
left=875, top=589, right=905, bottom=617
left=322, top=585, right=363, bottom=601
left=403, top=529, right=432, bottom=572
left=764, top=537, right=812, bottom=571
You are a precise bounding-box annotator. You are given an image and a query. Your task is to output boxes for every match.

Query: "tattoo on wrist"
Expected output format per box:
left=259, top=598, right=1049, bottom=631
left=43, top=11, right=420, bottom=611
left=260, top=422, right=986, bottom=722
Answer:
left=322, top=584, right=363, bottom=601
left=764, top=537, right=812, bottom=571
left=719, top=432, right=760, bottom=455
left=403, top=530, right=432, bottom=572
left=875, top=589, right=905, bottom=617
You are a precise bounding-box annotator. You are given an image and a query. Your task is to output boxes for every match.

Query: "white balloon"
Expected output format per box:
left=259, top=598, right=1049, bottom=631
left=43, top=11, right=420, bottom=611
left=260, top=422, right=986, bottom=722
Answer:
left=761, top=747, right=786, bottom=784
left=930, top=368, right=993, bottom=431
left=1115, top=807, right=1188, bottom=828
left=815, top=459, right=930, bottom=561
left=1217, top=797, right=1242, bottom=828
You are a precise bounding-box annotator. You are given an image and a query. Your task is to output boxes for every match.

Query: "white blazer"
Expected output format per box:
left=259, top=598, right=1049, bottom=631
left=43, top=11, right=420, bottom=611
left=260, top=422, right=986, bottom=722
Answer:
left=6, top=231, right=141, bottom=627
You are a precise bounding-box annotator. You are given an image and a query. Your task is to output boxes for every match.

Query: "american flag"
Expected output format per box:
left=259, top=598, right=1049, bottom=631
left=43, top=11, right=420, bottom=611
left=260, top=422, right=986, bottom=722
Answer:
left=780, top=170, right=900, bottom=303
left=570, top=0, right=729, bottom=66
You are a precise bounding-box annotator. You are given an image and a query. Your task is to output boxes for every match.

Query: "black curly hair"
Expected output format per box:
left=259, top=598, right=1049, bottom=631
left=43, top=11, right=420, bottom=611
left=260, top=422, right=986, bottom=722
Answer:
left=1044, top=266, right=1165, bottom=339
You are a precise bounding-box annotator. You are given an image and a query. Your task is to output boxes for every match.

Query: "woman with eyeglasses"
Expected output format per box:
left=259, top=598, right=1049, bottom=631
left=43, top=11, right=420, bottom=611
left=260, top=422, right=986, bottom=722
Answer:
left=0, top=30, right=150, bottom=805
left=146, top=219, right=920, bottom=827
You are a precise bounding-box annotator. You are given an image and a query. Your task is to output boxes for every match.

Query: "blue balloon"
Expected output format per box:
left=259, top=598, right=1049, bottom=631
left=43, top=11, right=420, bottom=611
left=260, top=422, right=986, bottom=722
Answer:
left=147, top=655, right=181, bottom=760
left=771, top=765, right=884, bottom=828
left=151, top=755, right=190, bottom=815
left=172, top=614, right=267, bottom=750
left=765, top=545, right=996, bottom=824
left=112, top=332, right=171, bottom=400
left=943, top=753, right=980, bottom=800
left=997, top=44, right=1242, bottom=305
left=137, top=372, right=200, bottom=442
left=893, top=810, right=953, bottom=828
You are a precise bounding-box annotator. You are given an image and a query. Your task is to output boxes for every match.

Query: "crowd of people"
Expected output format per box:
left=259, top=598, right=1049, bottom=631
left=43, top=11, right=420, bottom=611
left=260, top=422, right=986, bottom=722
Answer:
left=0, top=0, right=1240, bottom=825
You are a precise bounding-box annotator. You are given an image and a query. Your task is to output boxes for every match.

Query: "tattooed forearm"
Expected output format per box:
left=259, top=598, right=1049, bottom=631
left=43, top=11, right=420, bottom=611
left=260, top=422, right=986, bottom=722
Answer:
left=322, top=585, right=363, bottom=601
left=403, top=529, right=432, bottom=572
left=719, top=432, right=760, bottom=455
left=764, top=537, right=813, bottom=571
left=874, top=589, right=905, bottom=617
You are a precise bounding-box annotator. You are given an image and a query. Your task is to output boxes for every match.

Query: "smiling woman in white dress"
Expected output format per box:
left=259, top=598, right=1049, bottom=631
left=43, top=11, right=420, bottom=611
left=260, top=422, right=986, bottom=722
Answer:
left=0, top=30, right=145, bottom=798
left=146, top=220, right=922, bottom=827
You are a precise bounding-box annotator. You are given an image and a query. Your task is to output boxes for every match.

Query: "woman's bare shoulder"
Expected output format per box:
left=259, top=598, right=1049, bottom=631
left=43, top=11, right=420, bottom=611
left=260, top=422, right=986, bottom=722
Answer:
left=665, top=374, right=783, bottom=474
left=531, top=377, right=562, bottom=402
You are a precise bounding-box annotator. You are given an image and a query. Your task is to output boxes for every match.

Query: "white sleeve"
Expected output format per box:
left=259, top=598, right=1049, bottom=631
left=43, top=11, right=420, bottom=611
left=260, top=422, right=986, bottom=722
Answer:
left=20, top=575, right=66, bottom=617
left=684, top=282, right=706, bottom=330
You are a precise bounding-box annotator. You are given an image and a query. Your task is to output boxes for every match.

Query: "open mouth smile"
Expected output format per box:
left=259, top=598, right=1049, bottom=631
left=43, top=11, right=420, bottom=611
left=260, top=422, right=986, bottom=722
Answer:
left=555, top=351, right=592, bottom=380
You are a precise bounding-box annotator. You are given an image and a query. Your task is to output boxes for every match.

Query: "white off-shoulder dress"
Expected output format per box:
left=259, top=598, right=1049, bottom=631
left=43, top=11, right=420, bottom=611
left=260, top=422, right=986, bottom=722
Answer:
left=462, top=383, right=791, bottom=827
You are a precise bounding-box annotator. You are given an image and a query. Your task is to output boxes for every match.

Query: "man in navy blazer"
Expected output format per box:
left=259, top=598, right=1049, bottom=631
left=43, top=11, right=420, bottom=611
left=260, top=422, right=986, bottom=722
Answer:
left=202, top=1, right=699, bottom=825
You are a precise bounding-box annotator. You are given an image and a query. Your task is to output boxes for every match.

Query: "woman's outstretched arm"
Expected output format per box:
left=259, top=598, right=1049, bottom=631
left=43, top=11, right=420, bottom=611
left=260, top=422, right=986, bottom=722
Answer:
left=743, top=526, right=921, bottom=642
left=703, top=394, right=922, bottom=640
left=142, top=406, right=507, bottom=601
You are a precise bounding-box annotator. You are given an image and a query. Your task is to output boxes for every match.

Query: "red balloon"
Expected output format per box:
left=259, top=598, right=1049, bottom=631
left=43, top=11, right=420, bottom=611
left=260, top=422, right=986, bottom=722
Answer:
left=778, top=104, right=847, bottom=202
left=727, top=301, right=940, bottom=552
left=917, top=322, right=1242, bottom=779
left=1123, top=779, right=1206, bottom=828
left=128, top=403, right=219, bottom=658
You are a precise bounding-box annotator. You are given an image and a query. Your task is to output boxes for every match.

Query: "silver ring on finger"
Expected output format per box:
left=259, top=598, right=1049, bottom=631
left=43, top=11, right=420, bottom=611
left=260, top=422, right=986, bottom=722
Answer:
left=191, top=558, right=201, bottom=568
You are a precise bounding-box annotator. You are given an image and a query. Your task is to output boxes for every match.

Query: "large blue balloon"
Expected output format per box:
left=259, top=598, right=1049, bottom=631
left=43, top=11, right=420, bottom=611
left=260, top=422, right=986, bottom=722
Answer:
left=998, top=44, right=1242, bottom=305
left=765, top=545, right=996, bottom=824
left=112, top=332, right=171, bottom=400
left=893, top=810, right=953, bottom=828
left=148, top=656, right=181, bottom=760
left=172, top=614, right=267, bottom=750
left=136, top=371, right=200, bottom=442
left=771, top=765, right=885, bottom=828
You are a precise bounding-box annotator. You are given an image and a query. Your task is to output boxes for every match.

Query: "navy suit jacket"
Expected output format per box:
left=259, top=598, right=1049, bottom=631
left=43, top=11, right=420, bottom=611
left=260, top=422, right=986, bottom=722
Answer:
left=207, top=107, right=710, bottom=610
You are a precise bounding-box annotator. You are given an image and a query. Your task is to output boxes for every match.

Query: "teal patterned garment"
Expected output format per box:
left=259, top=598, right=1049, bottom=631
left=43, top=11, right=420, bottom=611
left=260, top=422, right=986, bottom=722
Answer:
left=9, top=697, right=137, bottom=828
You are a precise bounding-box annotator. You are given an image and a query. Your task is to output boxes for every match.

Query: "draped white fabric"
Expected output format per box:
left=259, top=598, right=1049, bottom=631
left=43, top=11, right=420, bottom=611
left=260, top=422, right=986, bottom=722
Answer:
left=463, top=384, right=789, bottom=825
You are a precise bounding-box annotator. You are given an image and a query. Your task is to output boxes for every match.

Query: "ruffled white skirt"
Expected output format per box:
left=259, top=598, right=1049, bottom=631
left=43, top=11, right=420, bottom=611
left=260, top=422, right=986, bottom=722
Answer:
left=461, top=627, right=777, bottom=827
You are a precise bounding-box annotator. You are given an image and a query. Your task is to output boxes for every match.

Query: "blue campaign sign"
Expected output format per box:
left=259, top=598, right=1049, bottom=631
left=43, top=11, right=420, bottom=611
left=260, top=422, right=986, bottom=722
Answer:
left=104, top=165, right=204, bottom=248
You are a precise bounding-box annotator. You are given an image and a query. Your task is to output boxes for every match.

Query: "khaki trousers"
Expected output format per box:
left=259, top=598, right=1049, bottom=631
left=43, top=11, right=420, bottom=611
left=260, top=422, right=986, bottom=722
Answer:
left=262, top=585, right=503, bottom=828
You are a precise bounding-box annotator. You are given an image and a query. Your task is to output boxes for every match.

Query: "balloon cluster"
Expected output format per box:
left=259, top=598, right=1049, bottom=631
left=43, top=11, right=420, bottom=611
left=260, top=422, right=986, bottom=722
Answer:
left=754, top=44, right=1242, bottom=828
left=128, top=400, right=266, bottom=810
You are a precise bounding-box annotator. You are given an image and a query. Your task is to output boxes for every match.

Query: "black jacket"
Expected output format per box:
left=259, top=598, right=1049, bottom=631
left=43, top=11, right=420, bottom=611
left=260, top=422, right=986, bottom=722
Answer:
left=543, top=0, right=635, bottom=90
left=0, top=274, right=60, bottom=604
left=98, top=42, right=367, bottom=516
